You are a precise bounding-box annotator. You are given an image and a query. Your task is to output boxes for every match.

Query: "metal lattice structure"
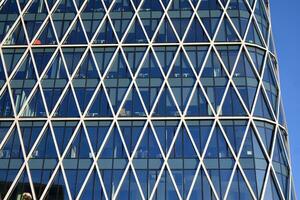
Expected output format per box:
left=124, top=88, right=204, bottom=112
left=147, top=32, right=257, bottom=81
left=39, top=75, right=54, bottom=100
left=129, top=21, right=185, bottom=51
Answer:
left=0, top=0, right=296, bottom=199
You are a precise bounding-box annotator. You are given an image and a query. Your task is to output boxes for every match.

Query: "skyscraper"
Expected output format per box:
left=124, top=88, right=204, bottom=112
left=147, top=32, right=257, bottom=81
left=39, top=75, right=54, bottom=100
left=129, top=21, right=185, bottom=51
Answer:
left=0, top=0, right=295, bottom=199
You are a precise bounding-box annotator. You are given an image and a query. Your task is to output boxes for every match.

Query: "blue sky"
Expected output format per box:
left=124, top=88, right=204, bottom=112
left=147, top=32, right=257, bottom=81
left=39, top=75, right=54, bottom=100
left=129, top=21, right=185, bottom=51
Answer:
left=270, top=0, right=300, bottom=196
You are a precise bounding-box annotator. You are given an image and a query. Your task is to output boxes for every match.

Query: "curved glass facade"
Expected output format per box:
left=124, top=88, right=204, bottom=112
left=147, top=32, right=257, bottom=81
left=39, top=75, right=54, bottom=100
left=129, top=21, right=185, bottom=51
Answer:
left=0, top=0, right=295, bottom=199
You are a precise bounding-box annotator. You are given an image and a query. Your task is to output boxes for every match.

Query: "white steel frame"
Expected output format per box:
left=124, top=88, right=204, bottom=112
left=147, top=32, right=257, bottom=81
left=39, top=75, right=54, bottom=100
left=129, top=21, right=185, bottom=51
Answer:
left=0, top=0, right=295, bottom=199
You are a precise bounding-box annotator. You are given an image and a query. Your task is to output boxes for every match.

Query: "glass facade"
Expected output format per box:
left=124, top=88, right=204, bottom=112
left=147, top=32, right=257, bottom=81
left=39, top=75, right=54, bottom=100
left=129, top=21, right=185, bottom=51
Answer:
left=0, top=0, right=295, bottom=199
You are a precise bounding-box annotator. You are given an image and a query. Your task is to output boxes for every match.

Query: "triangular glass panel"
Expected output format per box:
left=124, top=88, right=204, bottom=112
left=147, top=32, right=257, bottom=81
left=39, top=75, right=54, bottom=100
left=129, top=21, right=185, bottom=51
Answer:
left=92, top=47, right=117, bottom=75
left=204, top=125, right=235, bottom=198
left=198, top=0, right=223, bottom=38
left=136, top=49, right=164, bottom=113
left=254, top=0, right=269, bottom=43
left=9, top=168, right=35, bottom=200
left=154, top=17, right=178, bottom=43
left=272, top=133, right=289, bottom=185
left=168, top=1, right=192, bottom=39
left=28, top=125, right=58, bottom=161
left=81, top=0, right=105, bottom=40
left=220, top=120, right=248, bottom=154
left=124, top=18, right=147, bottom=43
left=170, top=168, right=197, bottom=199
left=32, top=47, right=56, bottom=76
left=233, top=49, right=258, bottom=110
left=242, top=168, right=266, bottom=199
left=153, top=45, right=178, bottom=75
left=44, top=167, right=70, bottom=199
left=200, top=49, right=229, bottom=112
left=139, top=0, right=163, bottom=39
left=87, top=86, right=113, bottom=117
left=241, top=125, right=267, bottom=160
left=152, top=120, right=180, bottom=155
left=263, top=57, right=278, bottom=113
left=263, top=172, right=282, bottom=200
left=63, top=130, right=93, bottom=198
left=133, top=124, right=163, bottom=159
left=80, top=168, right=106, bottom=200
left=119, top=86, right=146, bottom=117
left=254, top=88, right=273, bottom=120
left=99, top=125, right=128, bottom=159
left=246, top=19, right=263, bottom=46
left=169, top=124, right=198, bottom=158
left=186, top=120, right=214, bottom=156
left=227, top=168, right=253, bottom=199
left=41, top=54, right=69, bottom=112
left=109, top=0, right=134, bottom=40
left=20, top=88, right=47, bottom=117
left=99, top=168, right=127, bottom=199
left=204, top=123, right=234, bottom=160
left=116, top=168, right=143, bottom=200
left=247, top=45, right=265, bottom=75
left=52, top=120, right=79, bottom=155
left=11, top=87, right=35, bottom=115
left=123, top=46, right=147, bottom=75
left=216, top=45, right=240, bottom=73
left=240, top=126, right=268, bottom=198
left=206, top=168, right=233, bottom=200
left=3, top=21, right=27, bottom=45
left=153, top=86, right=180, bottom=117
left=93, top=17, right=118, bottom=44
left=227, top=0, right=251, bottom=37
left=0, top=88, right=14, bottom=117
left=216, top=16, right=240, bottom=42
left=186, top=85, right=213, bottom=116
left=169, top=50, right=196, bottom=112
left=189, top=167, right=218, bottom=199
left=24, top=11, right=48, bottom=43
left=1, top=127, right=23, bottom=159
left=254, top=120, right=274, bottom=155
left=64, top=125, right=92, bottom=159
left=52, top=12, right=76, bottom=42
left=29, top=159, right=58, bottom=199
left=19, top=120, right=45, bottom=156
left=62, top=47, right=86, bottom=75
left=119, top=120, right=145, bottom=155
left=152, top=168, right=180, bottom=200
left=54, top=87, right=80, bottom=117
left=185, top=46, right=209, bottom=74
left=2, top=48, right=26, bottom=76
left=73, top=53, right=100, bottom=113
left=185, top=15, right=209, bottom=42
left=10, top=56, right=38, bottom=114
left=221, top=85, right=247, bottom=116
left=10, top=53, right=37, bottom=80
left=85, top=120, right=112, bottom=154
left=64, top=19, right=88, bottom=44
left=104, top=52, right=132, bottom=113
left=133, top=169, right=154, bottom=199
